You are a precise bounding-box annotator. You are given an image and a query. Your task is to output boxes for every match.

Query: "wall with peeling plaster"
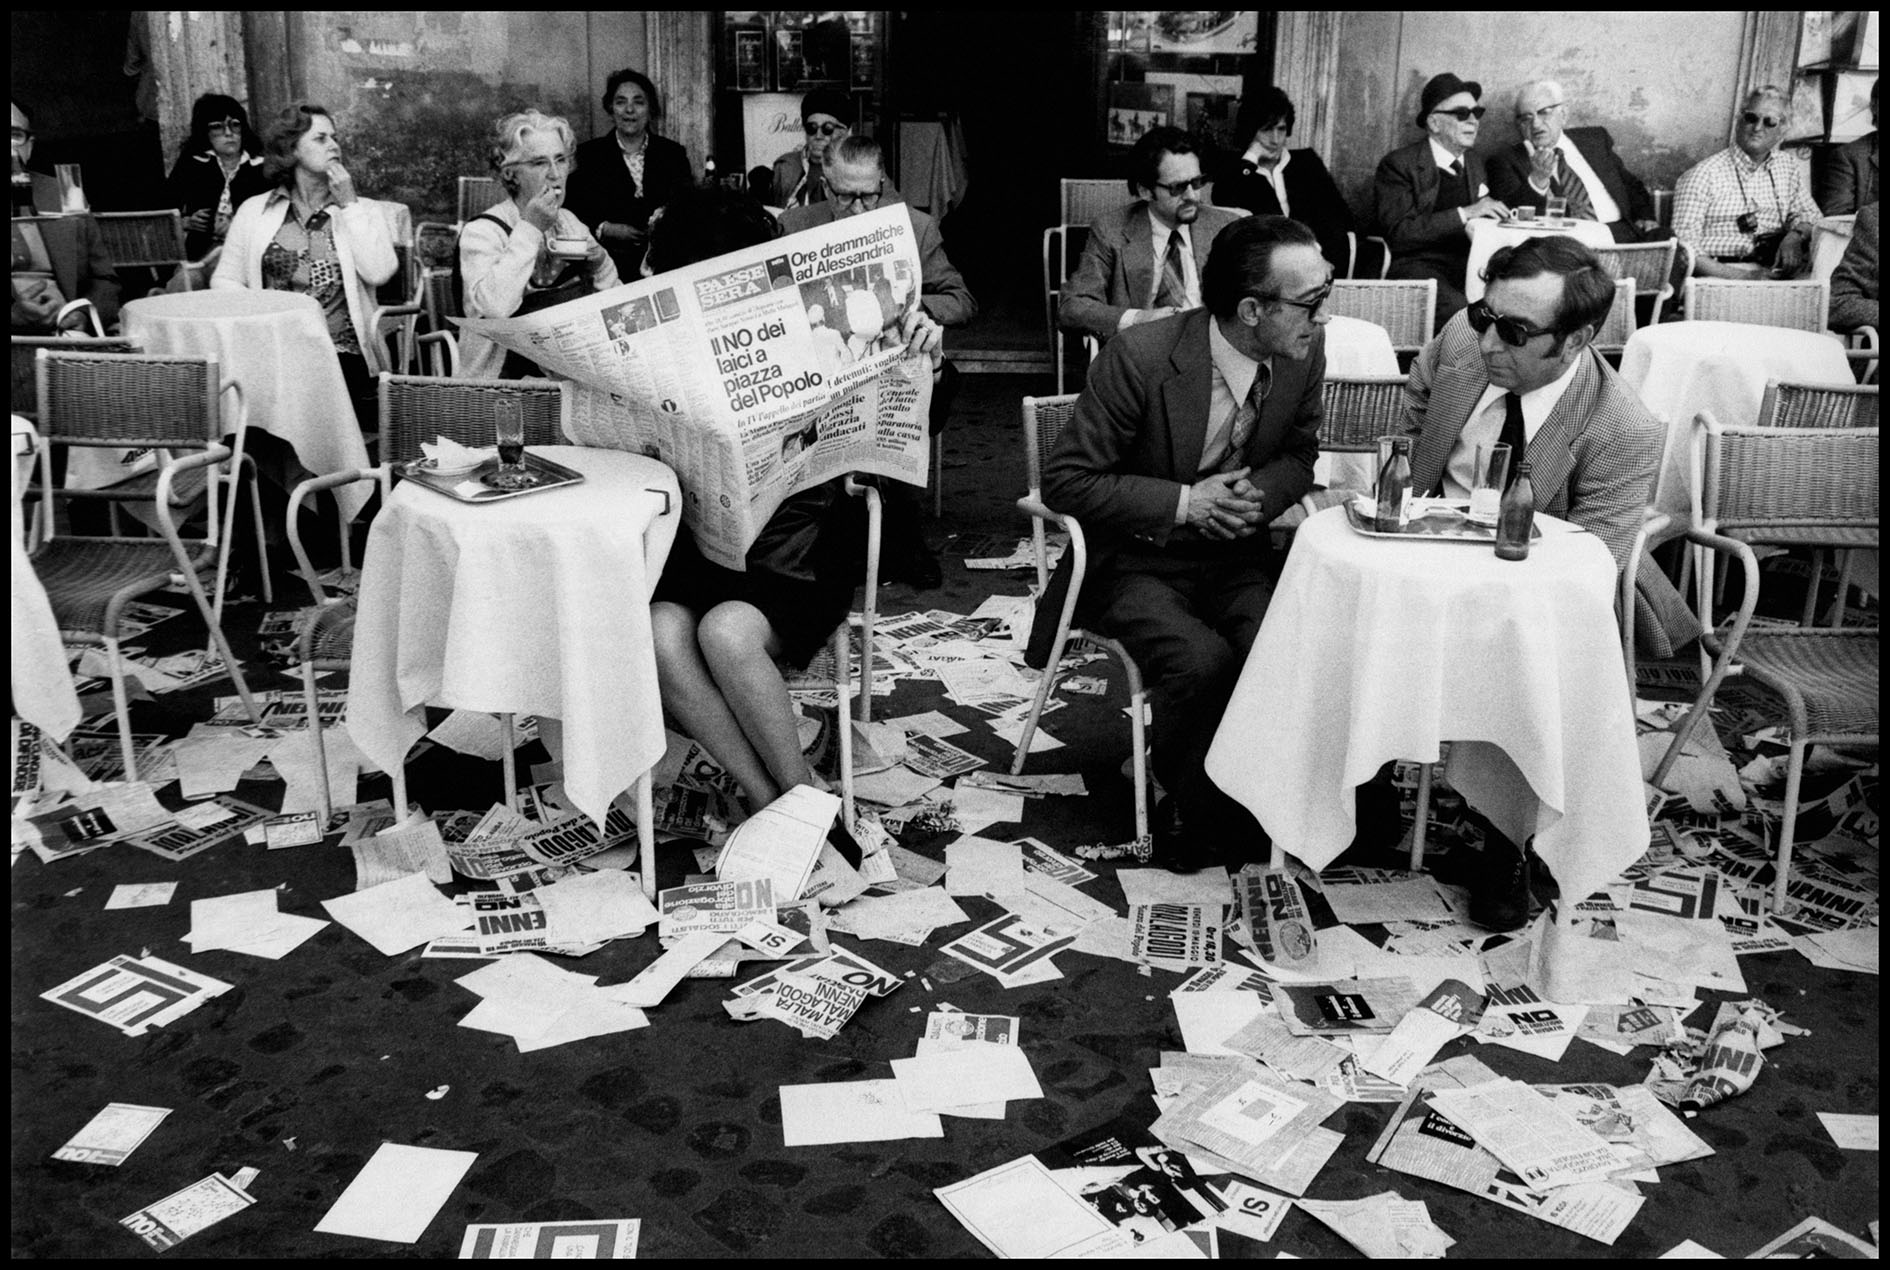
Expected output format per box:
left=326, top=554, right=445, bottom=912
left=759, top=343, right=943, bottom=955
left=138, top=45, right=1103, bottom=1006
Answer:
left=254, top=11, right=650, bottom=220
left=1328, top=11, right=1751, bottom=217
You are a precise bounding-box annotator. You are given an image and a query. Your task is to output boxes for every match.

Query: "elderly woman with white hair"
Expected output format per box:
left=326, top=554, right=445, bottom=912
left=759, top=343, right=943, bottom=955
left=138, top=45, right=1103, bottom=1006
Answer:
left=1673, top=85, right=1823, bottom=279
left=458, top=108, right=619, bottom=378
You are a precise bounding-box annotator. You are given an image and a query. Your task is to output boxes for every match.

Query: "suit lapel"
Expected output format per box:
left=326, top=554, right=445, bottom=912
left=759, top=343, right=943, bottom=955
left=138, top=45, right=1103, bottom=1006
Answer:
left=1124, top=208, right=1155, bottom=310
left=1160, top=311, right=1214, bottom=477
left=1412, top=330, right=1487, bottom=494
left=1190, top=213, right=1218, bottom=273
left=1574, top=129, right=1630, bottom=220
left=1525, top=352, right=1601, bottom=513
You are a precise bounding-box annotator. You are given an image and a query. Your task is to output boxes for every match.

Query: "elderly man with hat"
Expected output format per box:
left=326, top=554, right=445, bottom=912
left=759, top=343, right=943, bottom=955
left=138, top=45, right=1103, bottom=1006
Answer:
left=1373, top=72, right=1510, bottom=330
left=770, top=87, right=853, bottom=209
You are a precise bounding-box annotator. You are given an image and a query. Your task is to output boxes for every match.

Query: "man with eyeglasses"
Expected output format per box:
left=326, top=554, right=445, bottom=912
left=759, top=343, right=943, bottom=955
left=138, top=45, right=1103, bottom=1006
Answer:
left=10, top=98, right=120, bottom=333
left=1059, top=125, right=1248, bottom=343
left=1374, top=72, right=1510, bottom=332
left=1488, top=81, right=1666, bottom=244
left=1037, top=216, right=1330, bottom=872
left=1396, top=235, right=1696, bottom=925
left=1673, top=86, right=1823, bottom=279
left=771, top=87, right=853, bottom=210
left=781, top=134, right=975, bottom=589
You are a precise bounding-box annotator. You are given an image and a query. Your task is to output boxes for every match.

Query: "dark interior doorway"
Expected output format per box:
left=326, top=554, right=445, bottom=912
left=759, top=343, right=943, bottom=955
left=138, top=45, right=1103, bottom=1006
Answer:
left=890, top=10, right=1104, bottom=361
left=10, top=10, right=165, bottom=212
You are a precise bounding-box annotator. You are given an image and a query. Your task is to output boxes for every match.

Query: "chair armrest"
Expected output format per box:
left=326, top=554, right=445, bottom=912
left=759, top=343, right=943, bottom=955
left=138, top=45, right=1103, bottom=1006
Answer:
left=1016, top=493, right=1071, bottom=530
left=53, top=298, right=105, bottom=337
left=417, top=329, right=459, bottom=377
left=288, top=468, right=383, bottom=604
left=152, top=443, right=231, bottom=543
left=1366, top=235, right=1392, bottom=280
left=1647, top=523, right=1762, bottom=789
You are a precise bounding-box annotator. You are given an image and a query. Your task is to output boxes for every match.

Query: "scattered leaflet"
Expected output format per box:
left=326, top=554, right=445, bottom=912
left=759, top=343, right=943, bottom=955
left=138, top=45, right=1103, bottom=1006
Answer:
left=1425, top=1079, right=1624, bottom=1191
left=1536, top=1084, right=1714, bottom=1171
left=1296, top=1193, right=1455, bottom=1259
left=1319, top=871, right=1457, bottom=925
left=123, top=795, right=272, bottom=863
left=1131, top=902, right=1223, bottom=970
left=799, top=839, right=870, bottom=908
left=912, top=1011, right=1022, bottom=1118
left=120, top=1172, right=255, bottom=1251
left=1746, top=1217, right=1880, bottom=1258
left=825, top=886, right=969, bottom=944
left=609, top=931, right=733, bottom=1008
left=1017, top=837, right=1096, bottom=884
left=715, top=784, right=838, bottom=901
left=758, top=970, right=870, bottom=1038
left=1221, top=1013, right=1349, bottom=1083
left=1235, top=865, right=1318, bottom=969
left=313, top=1142, right=479, bottom=1244
left=321, top=872, right=469, bottom=957
left=934, top=1156, right=1127, bottom=1259
left=104, top=882, right=177, bottom=909
left=54, top=1102, right=172, bottom=1165
left=351, top=817, right=454, bottom=888
left=659, top=878, right=776, bottom=939
left=536, top=870, right=660, bottom=944
left=41, top=953, right=233, bottom=1036
left=24, top=782, right=175, bottom=862
left=1212, top=1180, right=1293, bottom=1244
left=902, top=733, right=986, bottom=779
left=1151, top=1067, right=1345, bottom=1195
left=780, top=1079, right=942, bottom=1146
left=938, top=912, right=1076, bottom=985
left=186, top=888, right=329, bottom=959
left=1274, top=977, right=1420, bottom=1036
left=1362, top=979, right=1486, bottom=1086
left=1174, top=964, right=1274, bottom=997
left=459, top=1219, right=641, bottom=1258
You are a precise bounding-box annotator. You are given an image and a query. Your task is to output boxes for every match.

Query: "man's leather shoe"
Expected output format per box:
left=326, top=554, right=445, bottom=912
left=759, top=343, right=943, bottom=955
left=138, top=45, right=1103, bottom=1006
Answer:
left=1467, top=842, right=1532, bottom=931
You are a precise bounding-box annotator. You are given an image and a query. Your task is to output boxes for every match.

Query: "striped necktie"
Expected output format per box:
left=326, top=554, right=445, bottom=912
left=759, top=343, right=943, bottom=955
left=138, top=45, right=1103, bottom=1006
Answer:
left=1154, top=229, right=1188, bottom=309
left=1219, top=363, right=1272, bottom=472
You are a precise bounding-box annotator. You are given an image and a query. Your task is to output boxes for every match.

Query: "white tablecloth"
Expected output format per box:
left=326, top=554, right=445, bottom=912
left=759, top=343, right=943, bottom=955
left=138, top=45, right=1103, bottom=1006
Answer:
left=346, top=446, right=681, bottom=829
left=1463, top=218, right=1617, bottom=302
left=1315, top=315, right=1402, bottom=492
left=11, top=417, right=80, bottom=741
left=1619, top=321, right=1854, bottom=532
left=1205, top=505, right=1649, bottom=909
left=121, top=289, right=372, bottom=520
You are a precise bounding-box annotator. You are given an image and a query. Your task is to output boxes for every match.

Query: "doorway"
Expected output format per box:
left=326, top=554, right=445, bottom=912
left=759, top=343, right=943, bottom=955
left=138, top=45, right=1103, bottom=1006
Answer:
left=10, top=10, right=165, bottom=211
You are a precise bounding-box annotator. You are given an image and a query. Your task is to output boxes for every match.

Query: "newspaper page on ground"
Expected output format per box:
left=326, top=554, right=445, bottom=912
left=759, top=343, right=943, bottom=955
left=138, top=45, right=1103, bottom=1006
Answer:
left=456, top=204, right=933, bottom=569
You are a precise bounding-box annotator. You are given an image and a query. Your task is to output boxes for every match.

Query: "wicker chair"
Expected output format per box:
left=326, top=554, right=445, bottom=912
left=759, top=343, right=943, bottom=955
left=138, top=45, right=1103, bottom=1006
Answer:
left=1684, top=277, right=1830, bottom=333
left=91, top=210, right=191, bottom=294
left=1326, top=279, right=1437, bottom=353
left=1060, top=178, right=1126, bottom=228
left=1273, top=374, right=1408, bottom=531
left=1590, top=277, right=1638, bottom=358
left=1647, top=423, right=1878, bottom=912
left=1012, top=394, right=1151, bottom=847
left=1754, top=381, right=1880, bottom=625
left=11, top=334, right=135, bottom=420
left=457, top=176, right=507, bottom=226
left=1593, top=239, right=1679, bottom=325
left=29, top=350, right=262, bottom=778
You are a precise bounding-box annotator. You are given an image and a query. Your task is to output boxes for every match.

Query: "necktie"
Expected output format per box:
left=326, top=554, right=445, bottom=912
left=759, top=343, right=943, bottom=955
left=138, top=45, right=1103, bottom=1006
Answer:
left=1154, top=229, right=1188, bottom=309
left=1499, top=391, right=1527, bottom=486
left=1219, top=363, right=1272, bottom=472
left=1553, top=156, right=1596, bottom=221
left=1445, top=159, right=1468, bottom=207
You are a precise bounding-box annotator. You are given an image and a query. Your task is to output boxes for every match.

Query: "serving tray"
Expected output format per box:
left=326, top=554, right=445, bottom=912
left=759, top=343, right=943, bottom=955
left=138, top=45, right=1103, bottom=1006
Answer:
left=395, top=452, right=585, bottom=503
left=1343, top=496, right=1540, bottom=542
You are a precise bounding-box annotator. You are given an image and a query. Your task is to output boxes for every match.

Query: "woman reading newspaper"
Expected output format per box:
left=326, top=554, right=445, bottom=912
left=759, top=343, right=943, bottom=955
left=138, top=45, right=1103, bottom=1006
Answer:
left=645, top=186, right=942, bottom=815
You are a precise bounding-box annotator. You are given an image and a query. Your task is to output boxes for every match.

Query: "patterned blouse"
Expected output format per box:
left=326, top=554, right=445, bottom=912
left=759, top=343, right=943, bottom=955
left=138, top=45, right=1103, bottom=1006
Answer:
left=260, top=199, right=359, bottom=354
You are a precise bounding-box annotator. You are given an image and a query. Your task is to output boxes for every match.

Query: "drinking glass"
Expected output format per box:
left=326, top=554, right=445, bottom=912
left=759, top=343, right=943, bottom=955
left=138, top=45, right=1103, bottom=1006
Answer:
left=1544, top=194, right=1568, bottom=221
left=1469, top=442, right=1511, bottom=522
left=55, top=164, right=86, bottom=213
left=485, top=398, right=537, bottom=489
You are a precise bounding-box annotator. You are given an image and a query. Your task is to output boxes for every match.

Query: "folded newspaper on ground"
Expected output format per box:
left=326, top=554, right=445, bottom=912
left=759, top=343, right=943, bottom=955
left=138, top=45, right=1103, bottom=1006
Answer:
left=457, top=205, right=933, bottom=569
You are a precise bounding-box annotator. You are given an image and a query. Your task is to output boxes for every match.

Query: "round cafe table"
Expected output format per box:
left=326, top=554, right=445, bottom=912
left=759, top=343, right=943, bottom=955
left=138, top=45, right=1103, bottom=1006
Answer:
left=1463, top=217, right=1616, bottom=303
left=1205, top=504, right=1649, bottom=914
left=120, top=289, right=372, bottom=520
left=11, top=416, right=81, bottom=742
left=346, top=445, right=681, bottom=843
left=1619, top=320, right=1853, bottom=537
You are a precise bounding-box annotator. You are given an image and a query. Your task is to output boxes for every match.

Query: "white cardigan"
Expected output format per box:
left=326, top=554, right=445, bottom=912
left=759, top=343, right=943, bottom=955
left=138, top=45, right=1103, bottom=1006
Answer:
left=211, top=188, right=398, bottom=353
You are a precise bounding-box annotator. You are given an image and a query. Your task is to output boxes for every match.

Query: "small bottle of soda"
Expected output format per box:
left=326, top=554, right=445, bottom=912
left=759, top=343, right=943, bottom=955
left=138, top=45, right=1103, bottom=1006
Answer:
left=1495, top=461, right=1535, bottom=560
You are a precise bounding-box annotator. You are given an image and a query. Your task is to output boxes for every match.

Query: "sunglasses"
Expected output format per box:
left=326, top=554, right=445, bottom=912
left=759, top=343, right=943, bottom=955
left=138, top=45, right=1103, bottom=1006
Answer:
left=803, top=121, right=847, bottom=138
left=1153, top=175, right=1209, bottom=197
left=1255, top=280, right=1334, bottom=315
left=1466, top=299, right=1559, bottom=347
left=1740, top=111, right=1783, bottom=129
left=1433, top=106, right=1487, bottom=121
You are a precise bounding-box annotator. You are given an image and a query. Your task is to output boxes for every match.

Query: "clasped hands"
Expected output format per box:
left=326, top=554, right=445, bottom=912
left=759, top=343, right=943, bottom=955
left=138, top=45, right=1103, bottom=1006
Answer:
left=1188, top=466, right=1265, bottom=540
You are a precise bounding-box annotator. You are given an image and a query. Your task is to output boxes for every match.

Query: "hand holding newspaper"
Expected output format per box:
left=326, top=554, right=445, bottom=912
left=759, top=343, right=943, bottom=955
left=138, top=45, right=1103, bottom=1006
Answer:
left=457, top=205, right=934, bottom=570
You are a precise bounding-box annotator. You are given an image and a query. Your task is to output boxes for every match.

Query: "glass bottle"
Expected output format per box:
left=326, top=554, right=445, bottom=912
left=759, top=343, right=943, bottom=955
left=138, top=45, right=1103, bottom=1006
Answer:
left=1495, top=460, right=1535, bottom=560
left=1374, top=436, right=1413, bottom=532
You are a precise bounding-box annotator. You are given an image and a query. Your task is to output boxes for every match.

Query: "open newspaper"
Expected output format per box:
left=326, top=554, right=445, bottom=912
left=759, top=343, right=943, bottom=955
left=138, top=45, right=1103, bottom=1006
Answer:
left=456, top=204, right=934, bottom=569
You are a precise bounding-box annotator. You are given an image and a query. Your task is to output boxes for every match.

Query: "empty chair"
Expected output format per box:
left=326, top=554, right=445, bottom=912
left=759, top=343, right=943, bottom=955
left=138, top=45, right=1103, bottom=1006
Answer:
left=1593, top=239, right=1680, bottom=325
left=91, top=210, right=192, bottom=295
left=1012, top=393, right=1150, bottom=845
left=1590, top=277, right=1639, bottom=358
left=1684, top=277, right=1830, bottom=333
left=1326, top=279, right=1437, bottom=354
left=1757, top=379, right=1879, bottom=430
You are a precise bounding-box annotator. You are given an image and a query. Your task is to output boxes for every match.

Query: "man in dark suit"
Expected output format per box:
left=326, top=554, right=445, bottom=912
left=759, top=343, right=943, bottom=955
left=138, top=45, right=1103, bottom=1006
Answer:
left=11, top=98, right=120, bottom=333
left=1374, top=72, right=1510, bottom=331
left=1039, top=216, right=1328, bottom=868
left=1818, top=78, right=1878, bottom=215
left=1828, top=200, right=1878, bottom=334
left=1059, top=126, right=1247, bottom=343
left=1212, top=86, right=1358, bottom=275
left=1488, top=81, right=1668, bottom=244
left=1402, top=234, right=1696, bottom=926
left=782, top=134, right=976, bottom=588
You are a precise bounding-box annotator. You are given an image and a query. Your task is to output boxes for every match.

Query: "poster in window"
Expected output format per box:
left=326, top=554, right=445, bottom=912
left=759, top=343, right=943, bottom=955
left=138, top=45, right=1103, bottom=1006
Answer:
left=850, top=33, right=877, bottom=90
left=1107, top=82, right=1176, bottom=147
left=1147, top=11, right=1258, bottom=55
left=734, top=28, right=769, bottom=92
left=775, top=29, right=806, bottom=92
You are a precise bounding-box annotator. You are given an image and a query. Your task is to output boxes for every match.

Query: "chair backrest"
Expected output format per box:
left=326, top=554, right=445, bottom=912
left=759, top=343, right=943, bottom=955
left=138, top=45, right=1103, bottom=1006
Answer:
left=91, top=210, right=189, bottom=273
left=1593, top=240, right=1678, bottom=300
left=1327, top=279, right=1436, bottom=352
left=378, top=373, right=565, bottom=464
left=457, top=176, right=506, bottom=225
left=1021, top=393, right=1081, bottom=497
left=1061, top=178, right=1127, bottom=228
left=1700, top=418, right=1879, bottom=536
left=1591, top=277, right=1638, bottom=354
left=1684, top=278, right=1830, bottom=333
left=12, top=335, right=136, bottom=417
left=35, top=349, right=220, bottom=447
left=1756, top=379, right=1878, bottom=430
left=1319, top=375, right=1409, bottom=451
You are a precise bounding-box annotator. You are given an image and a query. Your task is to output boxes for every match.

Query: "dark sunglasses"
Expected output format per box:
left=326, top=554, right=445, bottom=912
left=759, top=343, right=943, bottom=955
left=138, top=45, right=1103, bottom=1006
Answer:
left=1740, top=111, right=1783, bottom=129
left=1153, top=175, right=1209, bottom=197
left=1466, top=299, right=1558, bottom=347
left=1433, top=106, right=1487, bottom=121
left=1255, top=280, right=1334, bottom=315
left=803, top=121, right=847, bottom=138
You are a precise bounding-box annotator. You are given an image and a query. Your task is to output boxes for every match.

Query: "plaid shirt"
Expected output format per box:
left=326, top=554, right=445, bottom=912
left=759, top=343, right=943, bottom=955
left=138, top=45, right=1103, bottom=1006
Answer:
left=1672, top=145, right=1821, bottom=260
